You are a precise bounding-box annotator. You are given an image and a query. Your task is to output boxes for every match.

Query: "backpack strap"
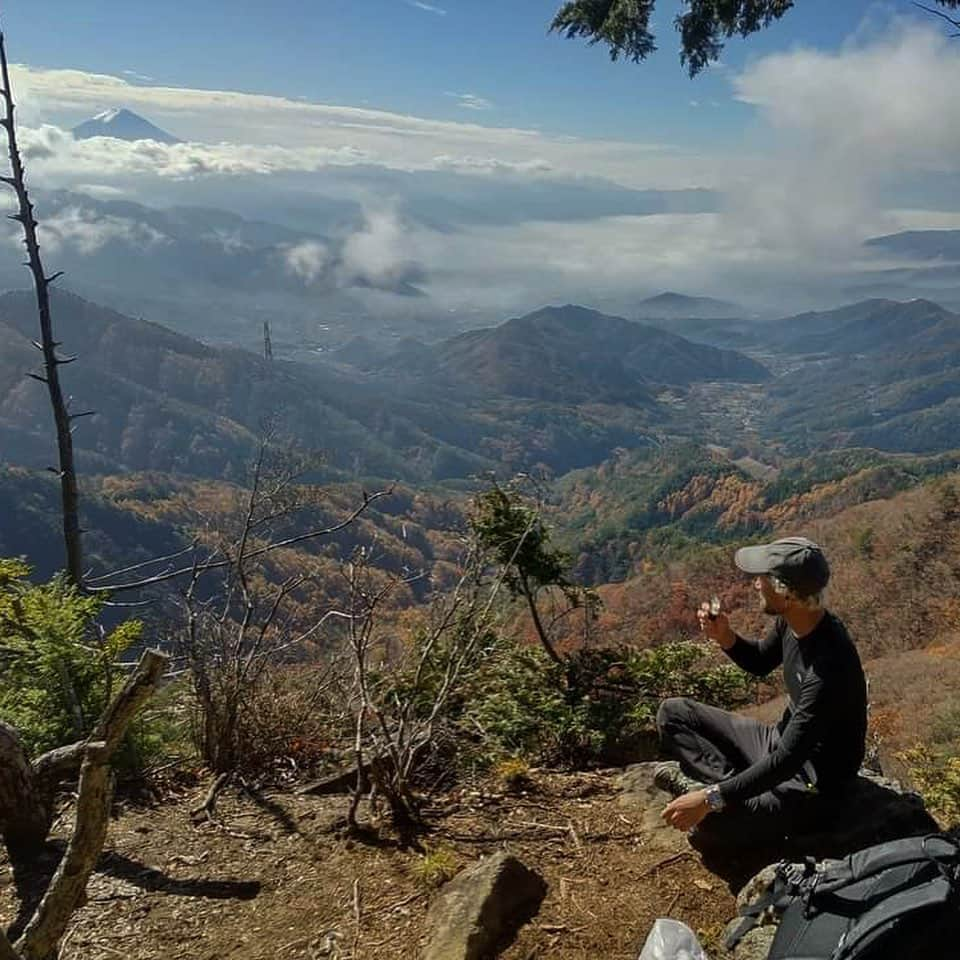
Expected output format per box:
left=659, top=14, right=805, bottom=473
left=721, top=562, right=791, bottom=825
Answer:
left=814, top=834, right=959, bottom=897
left=724, top=859, right=817, bottom=950
left=829, top=874, right=955, bottom=960
left=728, top=836, right=960, bottom=952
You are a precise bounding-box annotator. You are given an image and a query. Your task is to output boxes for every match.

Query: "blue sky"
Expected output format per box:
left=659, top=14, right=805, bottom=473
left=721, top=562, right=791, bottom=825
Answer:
left=5, top=1, right=960, bottom=315
left=1, top=0, right=924, bottom=146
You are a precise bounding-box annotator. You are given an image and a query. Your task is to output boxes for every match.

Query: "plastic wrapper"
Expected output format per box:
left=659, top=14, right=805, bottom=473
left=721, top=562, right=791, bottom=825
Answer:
left=637, top=918, right=709, bottom=960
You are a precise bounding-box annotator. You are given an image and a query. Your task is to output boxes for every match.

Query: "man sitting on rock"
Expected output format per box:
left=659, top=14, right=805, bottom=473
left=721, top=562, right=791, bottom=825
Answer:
left=655, top=537, right=867, bottom=851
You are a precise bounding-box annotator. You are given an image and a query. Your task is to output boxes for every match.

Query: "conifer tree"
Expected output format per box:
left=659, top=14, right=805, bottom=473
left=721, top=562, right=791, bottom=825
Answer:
left=551, top=1, right=960, bottom=76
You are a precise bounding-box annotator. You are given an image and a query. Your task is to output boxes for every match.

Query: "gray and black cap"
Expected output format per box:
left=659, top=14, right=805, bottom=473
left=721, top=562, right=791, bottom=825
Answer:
left=734, top=536, right=830, bottom=597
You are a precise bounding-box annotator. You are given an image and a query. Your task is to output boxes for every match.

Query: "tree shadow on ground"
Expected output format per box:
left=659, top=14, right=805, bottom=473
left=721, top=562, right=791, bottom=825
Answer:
left=239, top=783, right=302, bottom=838
left=98, top=851, right=261, bottom=899
left=5, top=839, right=66, bottom=941
left=3, top=841, right=261, bottom=942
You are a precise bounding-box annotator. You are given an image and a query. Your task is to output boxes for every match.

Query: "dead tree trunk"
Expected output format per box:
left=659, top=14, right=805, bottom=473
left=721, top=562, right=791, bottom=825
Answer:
left=0, top=650, right=166, bottom=960
left=0, top=29, right=84, bottom=586
left=0, top=723, right=53, bottom=855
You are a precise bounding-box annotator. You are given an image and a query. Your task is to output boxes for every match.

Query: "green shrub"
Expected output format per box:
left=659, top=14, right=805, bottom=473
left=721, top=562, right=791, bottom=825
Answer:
left=492, top=757, right=533, bottom=792
left=0, top=558, right=142, bottom=757
left=459, top=646, right=574, bottom=765
left=411, top=844, right=459, bottom=888
left=459, top=640, right=753, bottom=768
left=118, top=677, right=195, bottom=774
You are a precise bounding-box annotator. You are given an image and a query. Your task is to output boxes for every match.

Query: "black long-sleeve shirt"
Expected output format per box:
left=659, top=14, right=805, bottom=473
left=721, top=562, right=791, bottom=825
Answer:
left=718, top=612, right=867, bottom=805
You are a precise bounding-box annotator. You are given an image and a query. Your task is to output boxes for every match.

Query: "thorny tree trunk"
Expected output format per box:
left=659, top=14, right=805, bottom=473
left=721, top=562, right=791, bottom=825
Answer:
left=0, top=651, right=166, bottom=960
left=0, top=30, right=84, bottom=586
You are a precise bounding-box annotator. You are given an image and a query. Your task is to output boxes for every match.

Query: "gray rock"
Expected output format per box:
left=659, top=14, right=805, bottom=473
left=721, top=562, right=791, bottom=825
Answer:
left=796, top=770, right=939, bottom=858
left=729, top=925, right=776, bottom=960
left=723, top=772, right=939, bottom=958
left=734, top=864, right=779, bottom=917
left=297, top=765, right=365, bottom=796
left=422, top=852, right=547, bottom=960
left=616, top=762, right=690, bottom=852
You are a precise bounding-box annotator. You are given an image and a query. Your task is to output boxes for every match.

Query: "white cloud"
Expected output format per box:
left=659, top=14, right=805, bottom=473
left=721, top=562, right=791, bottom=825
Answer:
left=400, top=22, right=960, bottom=314
left=9, top=63, right=719, bottom=190
left=430, top=154, right=552, bottom=175
left=338, top=208, right=422, bottom=290
left=19, top=123, right=376, bottom=182
left=73, top=183, right=128, bottom=199
left=283, top=240, right=331, bottom=284
left=26, top=205, right=169, bottom=255
left=730, top=23, right=960, bottom=254
left=406, top=0, right=447, bottom=14
left=446, top=92, right=494, bottom=111
left=7, top=23, right=960, bottom=315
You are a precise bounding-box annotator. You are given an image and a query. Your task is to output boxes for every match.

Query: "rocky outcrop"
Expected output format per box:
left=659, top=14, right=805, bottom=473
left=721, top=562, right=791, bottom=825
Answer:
left=723, top=772, right=941, bottom=959
left=422, top=852, right=547, bottom=960
left=793, top=770, right=939, bottom=859
left=618, top=763, right=938, bottom=865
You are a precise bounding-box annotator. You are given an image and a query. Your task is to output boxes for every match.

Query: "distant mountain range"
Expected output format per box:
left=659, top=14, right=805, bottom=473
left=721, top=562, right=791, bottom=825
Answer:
left=762, top=298, right=960, bottom=356
left=865, top=230, right=960, bottom=262
left=0, top=293, right=772, bottom=482
left=848, top=231, right=960, bottom=311
left=763, top=298, right=960, bottom=453
left=5, top=189, right=421, bottom=302
left=6, top=285, right=960, bottom=485
left=635, top=292, right=744, bottom=320
left=72, top=108, right=180, bottom=144
left=0, top=190, right=426, bottom=349
left=373, top=305, right=770, bottom=403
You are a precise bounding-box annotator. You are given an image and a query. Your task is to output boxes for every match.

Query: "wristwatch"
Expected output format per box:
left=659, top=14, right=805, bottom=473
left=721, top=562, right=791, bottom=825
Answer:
left=705, top=785, right=726, bottom=813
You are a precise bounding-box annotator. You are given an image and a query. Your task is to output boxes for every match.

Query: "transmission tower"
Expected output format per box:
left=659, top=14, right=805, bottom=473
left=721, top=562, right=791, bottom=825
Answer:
left=263, top=321, right=273, bottom=361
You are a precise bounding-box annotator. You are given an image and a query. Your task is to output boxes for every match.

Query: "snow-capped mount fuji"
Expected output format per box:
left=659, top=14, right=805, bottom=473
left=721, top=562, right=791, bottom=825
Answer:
left=72, top=108, right=181, bottom=144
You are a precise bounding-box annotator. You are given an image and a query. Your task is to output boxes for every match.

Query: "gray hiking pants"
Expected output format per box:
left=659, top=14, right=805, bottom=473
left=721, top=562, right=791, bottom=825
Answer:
left=656, top=696, right=827, bottom=846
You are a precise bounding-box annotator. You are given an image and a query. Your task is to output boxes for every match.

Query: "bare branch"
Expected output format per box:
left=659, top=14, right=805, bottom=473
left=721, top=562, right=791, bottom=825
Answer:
left=0, top=28, right=83, bottom=585
left=913, top=2, right=960, bottom=32
left=14, top=650, right=167, bottom=960
left=86, top=541, right=204, bottom=585
left=30, top=740, right=87, bottom=792
left=90, top=489, right=391, bottom=594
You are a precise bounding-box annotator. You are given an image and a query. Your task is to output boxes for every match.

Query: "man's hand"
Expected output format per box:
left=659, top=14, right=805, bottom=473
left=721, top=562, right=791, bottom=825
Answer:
left=697, top=602, right=736, bottom=650
left=662, top=789, right=710, bottom=832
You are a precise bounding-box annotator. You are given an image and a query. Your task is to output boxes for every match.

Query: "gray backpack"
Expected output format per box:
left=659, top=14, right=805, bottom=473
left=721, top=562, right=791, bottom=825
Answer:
left=726, top=834, right=960, bottom=959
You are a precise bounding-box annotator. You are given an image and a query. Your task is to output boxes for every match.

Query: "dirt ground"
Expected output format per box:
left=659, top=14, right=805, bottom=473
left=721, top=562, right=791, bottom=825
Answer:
left=7, top=644, right=956, bottom=960
left=1, top=769, right=738, bottom=960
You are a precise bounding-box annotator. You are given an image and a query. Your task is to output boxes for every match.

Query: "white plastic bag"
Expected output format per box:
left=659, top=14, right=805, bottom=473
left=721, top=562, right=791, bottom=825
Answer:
left=637, top=918, right=709, bottom=960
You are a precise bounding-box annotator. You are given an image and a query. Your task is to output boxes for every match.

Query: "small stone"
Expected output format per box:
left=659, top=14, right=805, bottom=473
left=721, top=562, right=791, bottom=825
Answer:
left=731, top=925, right=777, bottom=960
